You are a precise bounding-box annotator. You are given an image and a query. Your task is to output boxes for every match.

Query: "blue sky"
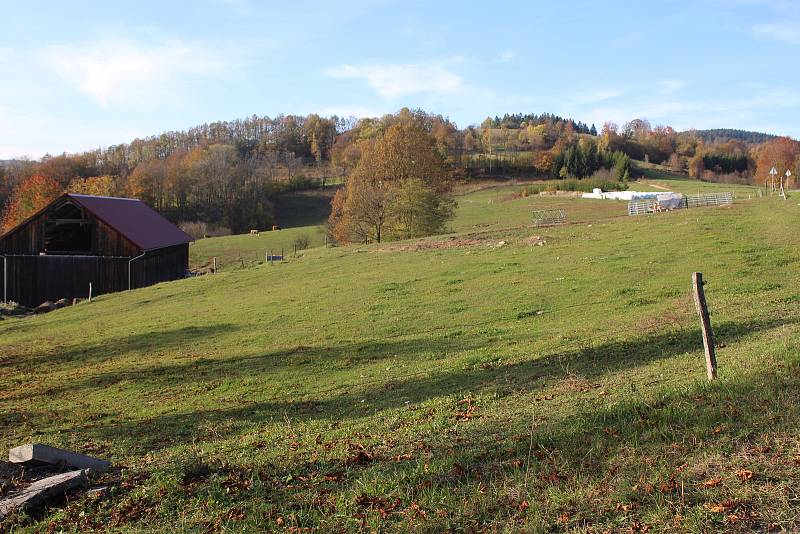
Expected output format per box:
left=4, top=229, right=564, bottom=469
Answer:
left=1, top=0, right=799, bottom=158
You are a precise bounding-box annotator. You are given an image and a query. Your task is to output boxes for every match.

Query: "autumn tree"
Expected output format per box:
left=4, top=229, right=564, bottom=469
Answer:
left=392, top=178, right=455, bottom=239
left=1, top=175, right=62, bottom=233
left=755, top=137, right=800, bottom=188
left=330, top=123, right=452, bottom=244
left=67, top=175, right=117, bottom=196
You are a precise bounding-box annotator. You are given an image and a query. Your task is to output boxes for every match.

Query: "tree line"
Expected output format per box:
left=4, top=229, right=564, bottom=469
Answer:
left=1, top=108, right=796, bottom=242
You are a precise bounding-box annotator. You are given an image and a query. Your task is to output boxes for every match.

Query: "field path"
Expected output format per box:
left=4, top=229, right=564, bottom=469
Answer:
left=639, top=180, right=671, bottom=190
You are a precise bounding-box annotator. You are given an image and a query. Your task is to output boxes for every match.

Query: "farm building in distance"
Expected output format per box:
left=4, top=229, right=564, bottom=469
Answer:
left=0, top=193, right=192, bottom=307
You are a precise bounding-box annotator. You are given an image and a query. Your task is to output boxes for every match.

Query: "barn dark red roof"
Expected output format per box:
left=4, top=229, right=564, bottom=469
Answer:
left=68, top=194, right=192, bottom=251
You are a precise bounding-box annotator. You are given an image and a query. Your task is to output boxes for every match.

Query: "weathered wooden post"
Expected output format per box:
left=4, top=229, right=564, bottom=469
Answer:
left=88, top=282, right=93, bottom=303
left=691, top=272, right=717, bottom=380
left=2, top=255, right=6, bottom=304
left=213, top=257, right=217, bottom=273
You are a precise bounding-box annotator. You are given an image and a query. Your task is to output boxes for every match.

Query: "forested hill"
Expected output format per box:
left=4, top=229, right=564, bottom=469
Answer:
left=1, top=109, right=797, bottom=238
left=690, top=128, right=778, bottom=144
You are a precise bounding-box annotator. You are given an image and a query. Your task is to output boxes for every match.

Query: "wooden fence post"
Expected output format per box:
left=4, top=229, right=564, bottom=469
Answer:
left=213, top=257, right=217, bottom=273
left=691, top=272, right=717, bottom=380
left=88, top=282, right=93, bottom=303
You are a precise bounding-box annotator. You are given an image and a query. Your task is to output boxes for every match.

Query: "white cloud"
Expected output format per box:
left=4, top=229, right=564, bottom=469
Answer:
left=657, top=79, right=686, bottom=94
left=325, top=62, right=464, bottom=100
left=47, top=38, right=231, bottom=107
left=573, top=89, right=627, bottom=105
left=498, top=49, right=517, bottom=63
left=752, top=22, right=800, bottom=44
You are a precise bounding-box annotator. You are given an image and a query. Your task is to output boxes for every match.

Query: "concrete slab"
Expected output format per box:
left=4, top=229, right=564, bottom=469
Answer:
left=9, top=444, right=110, bottom=473
left=0, top=470, right=87, bottom=518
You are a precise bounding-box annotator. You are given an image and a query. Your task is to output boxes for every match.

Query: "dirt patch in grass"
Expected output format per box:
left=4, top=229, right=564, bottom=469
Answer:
left=376, top=235, right=499, bottom=252
left=635, top=298, right=694, bottom=334
left=522, top=235, right=548, bottom=247
left=376, top=234, right=549, bottom=252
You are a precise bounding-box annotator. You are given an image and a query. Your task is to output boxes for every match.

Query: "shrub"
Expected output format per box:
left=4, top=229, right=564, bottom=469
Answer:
left=293, top=234, right=310, bottom=250
left=520, top=175, right=628, bottom=196
left=179, top=221, right=208, bottom=240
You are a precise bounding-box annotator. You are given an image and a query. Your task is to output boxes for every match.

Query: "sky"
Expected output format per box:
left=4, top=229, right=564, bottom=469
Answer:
left=1, top=0, right=799, bottom=158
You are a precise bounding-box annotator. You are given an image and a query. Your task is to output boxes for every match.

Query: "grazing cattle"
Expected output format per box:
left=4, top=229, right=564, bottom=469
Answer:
left=250, top=229, right=259, bottom=236
left=272, top=225, right=281, bottom=231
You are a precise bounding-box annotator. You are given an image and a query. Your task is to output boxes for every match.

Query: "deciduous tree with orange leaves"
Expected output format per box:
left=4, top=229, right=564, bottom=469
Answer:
left=755, top=137, right=800, bottom=188
left=1, top=175, right=62, bottom=234
left=328, top=122, right=453, bottom=244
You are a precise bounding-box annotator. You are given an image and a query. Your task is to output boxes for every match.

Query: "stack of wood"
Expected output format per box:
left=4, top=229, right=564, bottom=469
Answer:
left=0, top=444, right=110, bottom=519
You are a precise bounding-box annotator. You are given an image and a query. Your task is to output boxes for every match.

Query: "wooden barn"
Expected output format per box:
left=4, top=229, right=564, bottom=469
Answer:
left=0, top=193, right=192, bottom=307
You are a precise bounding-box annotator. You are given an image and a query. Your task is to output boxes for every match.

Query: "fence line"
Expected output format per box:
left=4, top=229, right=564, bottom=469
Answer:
left=684, top=191, right=733, bottom=208
left=532, top=209, right=566, bottom=226
left=628, top=192, right=733, bottom=216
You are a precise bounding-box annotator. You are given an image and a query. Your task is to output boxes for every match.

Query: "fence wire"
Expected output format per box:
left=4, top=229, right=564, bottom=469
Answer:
left=532, top=209, right=566, bottom=226
left=628, top=192, right=733, bottom=216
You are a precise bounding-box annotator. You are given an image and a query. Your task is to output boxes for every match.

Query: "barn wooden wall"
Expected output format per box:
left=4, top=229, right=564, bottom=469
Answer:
left=130, top=244, right=189, bottom=289
left=1, top=243, right=188, bottom=307
left=1, top=255, right=128, bottom=306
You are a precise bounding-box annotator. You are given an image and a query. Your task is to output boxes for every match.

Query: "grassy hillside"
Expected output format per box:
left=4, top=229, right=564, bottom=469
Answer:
left=189, top=188, right=336, bottom=272
left=2, top=181, right=799, bottom=532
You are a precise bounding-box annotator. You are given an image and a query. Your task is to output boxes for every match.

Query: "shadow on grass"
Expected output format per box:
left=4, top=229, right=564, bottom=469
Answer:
left=66, top=315, right=795, bottom=451
left=1, top=323, right=239, bottom=383
left=95, top=343, right=800, bottom=531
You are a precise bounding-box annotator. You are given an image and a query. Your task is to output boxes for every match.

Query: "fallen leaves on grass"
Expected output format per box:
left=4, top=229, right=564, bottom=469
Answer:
left=541, top=470, right=565, bottom=484
left=407, top=502, right=428, bottom=520
left=341, top=442, right=379, bottom=467
left=355, top=494, right=401, bottom=518
left=344, top=449, right=374, bottom=466
left=603, top=427, right=619, bottom=438
left=109, top=497, right=158, bottom=527
left=735, top=469, right=753, bottom=481
left=456, top=397, right=478, bottom=421
left=701, top=477, right=723, bottom=488
left=706, top=500, right=737, bottom=513
left=727, top=509, right=760, bottom=523
left=226, top=507, right=245, bottom=521
left=659, top=475, right=677, bottom=493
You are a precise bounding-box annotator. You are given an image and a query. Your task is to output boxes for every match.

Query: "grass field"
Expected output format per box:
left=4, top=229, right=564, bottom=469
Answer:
left=189, top=188, right=335, bottom=272
left=2, top=178, right=799, bottom=532
left=630, top=163, right=761, bottom=197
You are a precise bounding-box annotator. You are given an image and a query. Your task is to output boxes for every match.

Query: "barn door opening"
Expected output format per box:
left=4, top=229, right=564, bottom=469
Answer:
left=44, top=200, right=92, bottom=254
